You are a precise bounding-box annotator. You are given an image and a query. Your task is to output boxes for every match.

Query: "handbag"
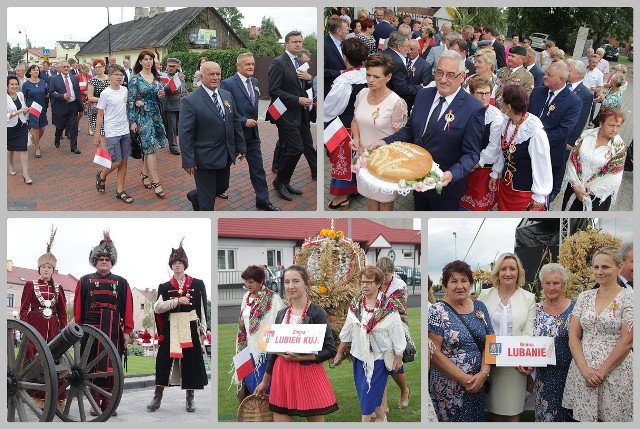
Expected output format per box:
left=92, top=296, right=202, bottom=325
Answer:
left=130, top=130, right=142, bottom=159
left=402, top=335, right=416, bottom=363
left=439, top=300, right=491, bottom=393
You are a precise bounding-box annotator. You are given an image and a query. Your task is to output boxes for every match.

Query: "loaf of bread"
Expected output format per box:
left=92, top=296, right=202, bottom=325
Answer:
left=366, top=142, right=433, bottom=182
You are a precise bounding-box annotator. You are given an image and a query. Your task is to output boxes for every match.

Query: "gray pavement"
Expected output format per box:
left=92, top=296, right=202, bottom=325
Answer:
left=324, top=61, right=633, bottom=212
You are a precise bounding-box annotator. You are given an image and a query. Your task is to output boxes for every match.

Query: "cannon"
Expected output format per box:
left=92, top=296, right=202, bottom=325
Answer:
left=7, top=320, right=124, bottom=422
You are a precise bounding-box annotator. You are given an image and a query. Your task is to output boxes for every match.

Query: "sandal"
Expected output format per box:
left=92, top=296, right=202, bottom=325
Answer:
left=115, top=191, right=133, bottom=204
left=35, top=150, right=42, bottom=158
left=151, top=182, right=166, bottom=198
left=397, top=388, right=410, bottom=410
left=140, top=172, right=152, bottom=189
left=95, top=171, right=106, bottom=193
left=328, top=196, right=350, bottom=210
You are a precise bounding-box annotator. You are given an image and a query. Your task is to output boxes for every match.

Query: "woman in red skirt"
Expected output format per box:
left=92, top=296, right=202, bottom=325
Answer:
left=255, top=266, right=338, bottom=421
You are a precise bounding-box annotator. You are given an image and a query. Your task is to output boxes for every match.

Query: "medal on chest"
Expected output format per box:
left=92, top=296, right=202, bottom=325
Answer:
left=34, top=281, right=57, bottom=318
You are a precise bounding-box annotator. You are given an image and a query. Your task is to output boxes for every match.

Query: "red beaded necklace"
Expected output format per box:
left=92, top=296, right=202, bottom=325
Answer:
left=285, top=297, right=310, bottom=324
left=361, top=294, right=379, bottom=313
left=501, top=113, right=527, bottom=152
left=245, top=287, right=263, bottom=307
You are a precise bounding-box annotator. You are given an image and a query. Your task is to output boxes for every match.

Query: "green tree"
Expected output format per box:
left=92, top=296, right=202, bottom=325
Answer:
left=216, top=7, right=245, bottom=35
left=259, top=16, right=278, bottom=37
left=303, top=33, right=317, bottom=54
left=247, top=16, right=282, bottom=57
left=7, top=43, right=24, bottom=68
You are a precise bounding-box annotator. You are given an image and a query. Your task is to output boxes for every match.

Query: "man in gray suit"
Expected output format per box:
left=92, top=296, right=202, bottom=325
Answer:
left=178, top=62, right=246, bottom=211
left=162, top=57, right=187, bottom=155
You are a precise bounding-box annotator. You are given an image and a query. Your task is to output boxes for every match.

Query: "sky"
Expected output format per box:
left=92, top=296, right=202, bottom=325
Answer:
left=7, top=218, right=211, bottom=293
left=427, top=217, right=633, bottom=285
left=6, top=6, right=317, bottom=49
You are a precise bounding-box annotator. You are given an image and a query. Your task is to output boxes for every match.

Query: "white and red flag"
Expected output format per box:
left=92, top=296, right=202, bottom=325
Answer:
left=93, top=147, right=112, bottom=169
left=324, top=117, right=350, bottom=153
left=267, top=97, right=287, bottom=120
left=160, top=73, right=170, bottom=84
left=232, top=348, right=254, bottom=381
left=168, top=73, right=181, bottom=92
left=28, top=101, right=43, bottom=118
left=378, top=38, right=387, bottom=51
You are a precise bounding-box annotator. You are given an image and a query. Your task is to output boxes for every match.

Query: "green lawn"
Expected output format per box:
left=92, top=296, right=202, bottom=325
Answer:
left=122, top=354, right=158, bottom=375
left=218, top=307, right=421, bottom=422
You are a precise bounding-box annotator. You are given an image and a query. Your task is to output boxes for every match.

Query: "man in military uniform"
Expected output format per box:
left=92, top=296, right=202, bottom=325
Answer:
left=74, top=231, right=134, bottom=417
left=496, top=45, right=534, bottom=107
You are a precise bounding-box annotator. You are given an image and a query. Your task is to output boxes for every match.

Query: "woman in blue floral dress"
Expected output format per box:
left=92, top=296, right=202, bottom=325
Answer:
left=532, top=263, right=575, bottom=422
left=428, top=260, right=494, bottom=422
left=128, top=50, right=169, bottom=198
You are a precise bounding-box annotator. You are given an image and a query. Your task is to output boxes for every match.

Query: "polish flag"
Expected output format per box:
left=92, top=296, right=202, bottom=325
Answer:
left=28, top=101, right=43, bottom=118
left=168, top=74, right=181, bottom=92
left=79, top=81, right=87, bottom=90
left=324, top=117, right=350, bottom=153
left=378, top=38, right=387, bottom=51
left=160, top=73, right=170, bottom=84
left=93, top=147, right=112, bottom=169
left=267, top=98, right=287, bottom=120
left=233, top=348, right=254, bottom=381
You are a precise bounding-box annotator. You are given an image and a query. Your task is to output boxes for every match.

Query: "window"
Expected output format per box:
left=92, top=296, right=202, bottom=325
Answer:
left=218, top=249, right=236, bottom=270
left=267, top=250, right=282, bottom=267
left=7, top=294, right=14, bottom=308
left=140, top=303, right=145, bottom=310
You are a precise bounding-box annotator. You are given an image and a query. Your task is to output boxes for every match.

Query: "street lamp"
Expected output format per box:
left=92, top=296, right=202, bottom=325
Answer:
left=12, top=310, right=18, bottom=319
left=453, top=232, right=457, bottom=260
left=18, top=28, right=28, bottom=64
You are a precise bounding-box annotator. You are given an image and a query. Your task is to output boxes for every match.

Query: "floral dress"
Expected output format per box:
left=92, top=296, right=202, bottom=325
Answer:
left=532, top=300, right=575, bottom=422
left=127, top=74, right=168, bottom=155
left=428, top=300, right=494, bottom=422
left=562, top=289, right=633, bottom=421
left=89, top=77, right=109, bottom=136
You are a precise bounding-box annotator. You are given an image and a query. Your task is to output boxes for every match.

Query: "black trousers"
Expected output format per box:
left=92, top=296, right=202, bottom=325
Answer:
left=245, top=139, right=271, bottom=206
left=274, top=125, right=304, bottom=185
left=54, top=109, right=78, bottom=150
left=164, top=110, right=180, bottom=150
left=193, top=163, right=231, bottom=211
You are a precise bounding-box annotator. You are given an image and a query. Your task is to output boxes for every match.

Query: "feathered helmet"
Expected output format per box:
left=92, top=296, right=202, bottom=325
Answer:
left=38, top=225, right=57, bottom=271
left=168, top=238, right=188, bottom=269
left=89, top=230, right=117, bottom=267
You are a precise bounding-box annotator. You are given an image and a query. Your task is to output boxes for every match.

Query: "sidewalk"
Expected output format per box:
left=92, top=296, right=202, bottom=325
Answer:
left=7, top=100, right=317, bottom=211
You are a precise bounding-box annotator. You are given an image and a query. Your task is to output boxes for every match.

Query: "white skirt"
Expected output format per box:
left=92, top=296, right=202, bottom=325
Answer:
left=485, top=366, right=527, bottom=415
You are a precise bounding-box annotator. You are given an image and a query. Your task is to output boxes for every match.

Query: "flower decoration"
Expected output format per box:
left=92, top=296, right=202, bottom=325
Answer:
left=547, top=104, right=556, bottom=115
left=398, top=179, right=407, bottom=188
left=402, top=171, right=443, bottom=194
left=318, top=285, right=328, bottom=294
left=444, top=110, right=455, bottom=131
left=475, top=309, right=487, bottom=325
left=223, top=100, right=231, bottom=112
left=371, top=107, right=380, bottom=125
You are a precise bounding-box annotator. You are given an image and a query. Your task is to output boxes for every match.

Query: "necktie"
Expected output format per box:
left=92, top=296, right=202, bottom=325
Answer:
left=212, top=91, right=225, bottom=119
left=294, top=57, right=303, bottom=88
left=64, top=75, right=71, bottom=95
left=541, top=90, right=553, bottom=116
left=246, top=78, right=255, bottom=106
left=423, top=96, right=445, bottom=140
left=567, top=82, right=573, bottom=91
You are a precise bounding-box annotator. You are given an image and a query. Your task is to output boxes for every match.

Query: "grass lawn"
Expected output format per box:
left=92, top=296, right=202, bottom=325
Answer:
left=122, top=354, right=158, bottom=375
left=218, top=307, right=421, bottom=422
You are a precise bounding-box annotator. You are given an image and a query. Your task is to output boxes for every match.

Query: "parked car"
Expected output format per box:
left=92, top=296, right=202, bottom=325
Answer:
left=602, top=44, right=619, bottom=61
left=394, top=266, right=408, bottom=282
left=529, top=32, right=553, bottom=51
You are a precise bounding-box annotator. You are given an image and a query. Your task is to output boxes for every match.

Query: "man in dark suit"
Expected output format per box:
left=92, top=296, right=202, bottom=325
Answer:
left=528, top=61, right=581, bottom=201
left=373, top=9, right=396, bottom=49
left=566, top=59, right=595, bottom=157
left=448, top=38, right=475, bottom=75
left=406, top=39, right=430, bottom=86
left=482, top=27, right=506, bottom=69
left=381, top=32, right=422, bottom=110
left=221, top=53, right=280, bottom=211
left=178, top=61, right=246, bottom=211
left=266, top=31, right=314, bottom=202
left=48, top=60, right=82, bottom=154
left=371, top=51, right=485, bottom=210
left=324, top=18, right=349, bottom=97
left=524, top=47, right=545, bottom=88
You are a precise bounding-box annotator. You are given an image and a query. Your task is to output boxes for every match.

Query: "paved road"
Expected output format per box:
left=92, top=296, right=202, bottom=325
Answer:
left=324, top=61, right=633, bottom=212
left=7, top=100, right=317, bottom=211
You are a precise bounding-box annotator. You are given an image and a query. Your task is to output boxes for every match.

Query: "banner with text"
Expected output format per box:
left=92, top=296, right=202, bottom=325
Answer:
left=484, top=335, right=556, bottom=367
left=257, top=323, right=326, bottom=354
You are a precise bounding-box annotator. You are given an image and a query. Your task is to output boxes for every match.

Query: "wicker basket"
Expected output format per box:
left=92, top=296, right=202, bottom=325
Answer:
left=237, top=394, right=273, bottom=422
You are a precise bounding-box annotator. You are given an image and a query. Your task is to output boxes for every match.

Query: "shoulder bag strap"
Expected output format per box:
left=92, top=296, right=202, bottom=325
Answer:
left=438, top=300, right=485, bottom=354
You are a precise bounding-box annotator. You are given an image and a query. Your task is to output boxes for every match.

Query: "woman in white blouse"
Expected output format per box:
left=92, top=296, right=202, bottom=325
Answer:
left=488, top=84, right=552, bottom=211
left=478, top=252, right=536, bottom=422
left=335, top=266, right=406, bottom=422
left=560, top=107, right=627, bottom=211
left=6, top=75, right=31, bottom=184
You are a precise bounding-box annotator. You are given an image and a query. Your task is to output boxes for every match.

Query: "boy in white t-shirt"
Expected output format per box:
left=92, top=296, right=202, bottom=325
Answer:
left=94, top=64, right=133, bottom=203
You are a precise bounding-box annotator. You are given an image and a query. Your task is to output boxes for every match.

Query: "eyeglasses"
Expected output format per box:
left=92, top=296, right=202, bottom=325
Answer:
left=434, top=69, right=464, bottom=80
left=97, top=257, right=111, bottom=262
left=111, top=73, right=124, bottom=76
left=360, top=280, right=376, bottom=285
left=474, top=91, right=491, bottom=97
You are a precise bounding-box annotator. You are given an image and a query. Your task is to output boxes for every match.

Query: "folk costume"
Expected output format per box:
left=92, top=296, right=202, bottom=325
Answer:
left=20, top=226, right=68, bottom=406
left=265, top=302, right=339, bottom=417
left=233, top=286, right=284, bottom=396
left=339, top=292, right=406, bottom=416
left=73, top=231, right=134, bottom=412
left=148, top=241, right=208, bottom=413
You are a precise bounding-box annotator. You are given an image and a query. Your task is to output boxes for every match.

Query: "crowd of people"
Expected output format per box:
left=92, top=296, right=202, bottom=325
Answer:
left=17, top=229, right=209, bottom=416
left=428, top=244, right=633, bottom=422
left=7, top=31, right=317, bottom=211
left=324, top=8, right=632, bottom=212
left=233, top=258, right=415, bottom=422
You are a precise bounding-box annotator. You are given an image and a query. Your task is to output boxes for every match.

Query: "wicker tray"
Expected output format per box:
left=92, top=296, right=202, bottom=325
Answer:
left=237, top=394, right=273, bottom=422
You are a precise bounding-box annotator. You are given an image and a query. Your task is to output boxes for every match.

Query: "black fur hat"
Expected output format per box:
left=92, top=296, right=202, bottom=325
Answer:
left=89, top=230, right=117, bottom=267
left=169, top=238, right=188, bottom=269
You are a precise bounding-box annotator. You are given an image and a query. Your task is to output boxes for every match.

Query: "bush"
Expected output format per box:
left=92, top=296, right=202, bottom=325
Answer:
left=127, top=344, right=145, bottom=357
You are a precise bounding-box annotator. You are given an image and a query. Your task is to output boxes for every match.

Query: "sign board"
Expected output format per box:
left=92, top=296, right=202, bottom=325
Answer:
left=197, top=29, right=216, bottom=45
left=257, top=323, right=326, bottom=354
left=43, top=57, right=50, bottom=62
left=42, top=49, right=50, bottom=57
left=573, top=27, right=590, bottom=59
left=484, top=335, right=556, bottom=367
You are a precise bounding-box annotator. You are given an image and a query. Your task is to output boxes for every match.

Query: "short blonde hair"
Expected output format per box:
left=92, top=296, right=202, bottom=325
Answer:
left=474, top=49, right=497, bottom=69
left=489, top=253, right=526, bottom=289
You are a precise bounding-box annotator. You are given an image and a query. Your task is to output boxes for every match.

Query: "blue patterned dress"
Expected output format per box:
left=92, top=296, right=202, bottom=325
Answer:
left=127, top=74, right=168, bottom=155
left=532, top=300, right=575, bottom=422
left=428, top=300, right=494, bottom=422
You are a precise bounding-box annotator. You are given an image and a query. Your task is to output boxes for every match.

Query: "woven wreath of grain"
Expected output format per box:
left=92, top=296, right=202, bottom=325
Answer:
left=367, top=142, right=433, bottom=182
left=237, top=394, right=273, bottom=422
left=558, top=228, right=621, bottom=300
left=294, top=232, right=366, bottom=347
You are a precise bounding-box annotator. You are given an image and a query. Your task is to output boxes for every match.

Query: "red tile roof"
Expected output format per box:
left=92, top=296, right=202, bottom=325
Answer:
left=27, top=48, right=58, bottom=58
left=6, top=266, right=78, bottom=291
left=218, top=218, right=421, bottom=248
